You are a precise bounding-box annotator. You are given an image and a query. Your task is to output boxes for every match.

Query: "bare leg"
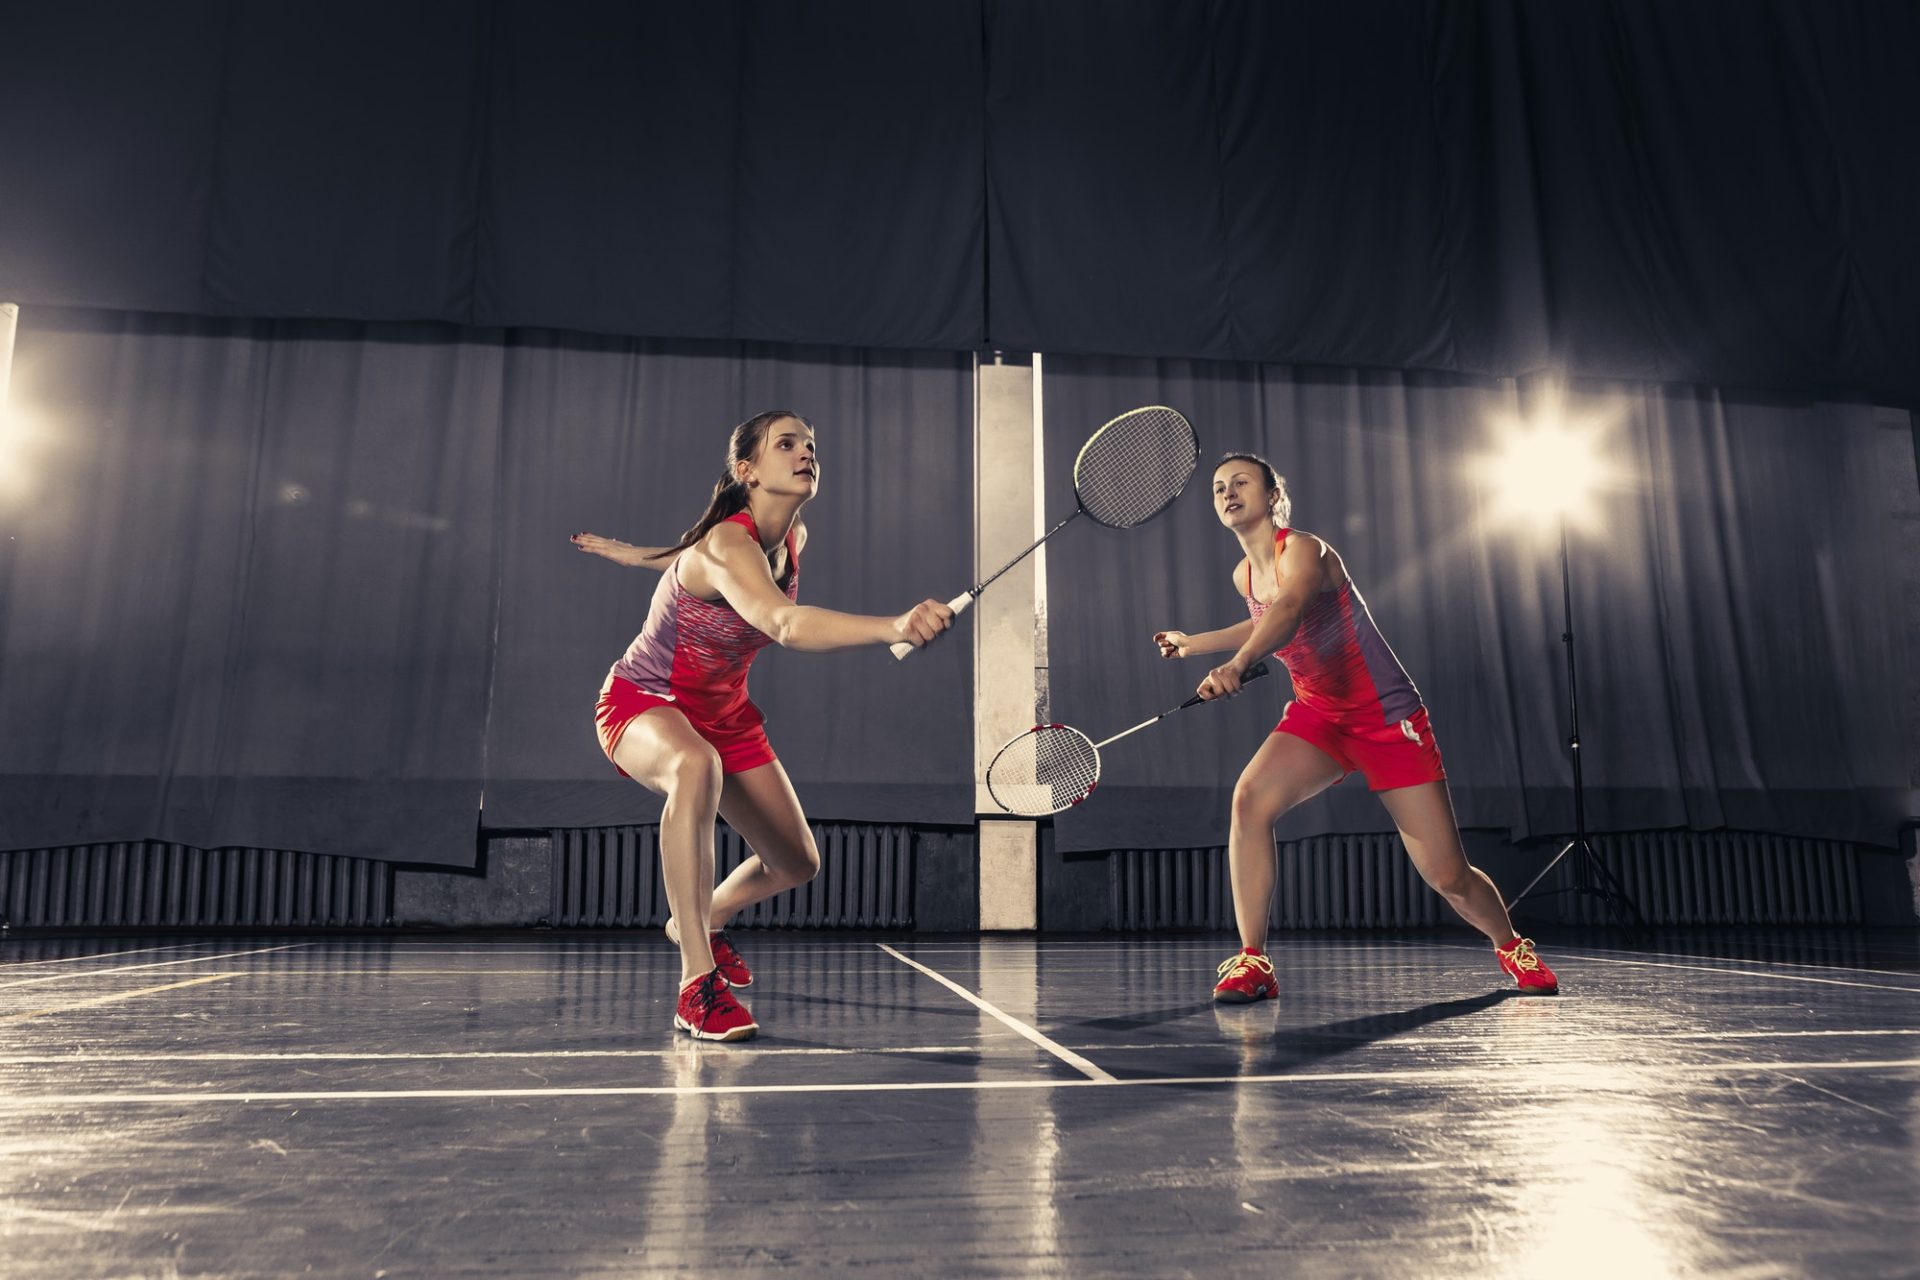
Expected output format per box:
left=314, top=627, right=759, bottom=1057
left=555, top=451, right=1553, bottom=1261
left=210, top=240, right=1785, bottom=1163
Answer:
left=611, top=708, right=723, bottom=985
left=1228, top=732, right=1346, bottom=952
left=708, top=760, right=821, bottom=926
left=1377, top=780, right=1518, bottom=947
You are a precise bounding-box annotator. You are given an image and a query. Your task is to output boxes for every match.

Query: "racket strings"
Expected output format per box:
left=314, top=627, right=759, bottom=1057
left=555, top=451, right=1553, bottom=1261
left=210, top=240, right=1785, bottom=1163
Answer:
left=1074, top=407, right=1198, bottom=528
left=986, top=726, right=1101, bottom=815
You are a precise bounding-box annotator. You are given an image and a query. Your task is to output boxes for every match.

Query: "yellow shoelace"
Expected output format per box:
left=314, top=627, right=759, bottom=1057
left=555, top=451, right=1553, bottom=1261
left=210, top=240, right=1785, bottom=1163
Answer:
left=1500, top=938, right=1542, bottom=972
left=1216, top=952, right=1275, bottom=981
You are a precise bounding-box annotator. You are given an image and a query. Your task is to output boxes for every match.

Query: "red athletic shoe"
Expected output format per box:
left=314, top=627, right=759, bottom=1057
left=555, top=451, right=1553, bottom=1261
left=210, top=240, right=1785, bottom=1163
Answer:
left=674, top=970, right=758, bottom=1041
left=1213, top=948, right=1278, bottom=1003
left=1496, top=937, right=1559, bottom=994
left=709, top=930, right=752, bottom=989
left=666, top=919, right=752, bottom=988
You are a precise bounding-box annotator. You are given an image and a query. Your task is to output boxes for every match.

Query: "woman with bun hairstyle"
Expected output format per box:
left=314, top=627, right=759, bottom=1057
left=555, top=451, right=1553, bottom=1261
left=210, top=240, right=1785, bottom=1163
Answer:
left=1154, top=452, right=1558, bottom=1004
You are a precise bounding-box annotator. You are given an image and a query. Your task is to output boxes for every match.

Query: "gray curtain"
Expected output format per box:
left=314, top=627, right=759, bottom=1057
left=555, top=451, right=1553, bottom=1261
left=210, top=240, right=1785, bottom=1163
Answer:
left=481, top=330, right=973, bottom=830
left=1040, top=356, right=1915, bottom=852
left=0, top=309, right=972, bottom=865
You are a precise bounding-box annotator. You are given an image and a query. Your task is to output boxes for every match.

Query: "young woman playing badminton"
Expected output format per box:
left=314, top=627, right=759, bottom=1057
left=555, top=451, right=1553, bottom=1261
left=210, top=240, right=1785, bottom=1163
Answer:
left=1154, top=453, right=1558, bottom=1002
left=572, top=410, right=952, bottom=1040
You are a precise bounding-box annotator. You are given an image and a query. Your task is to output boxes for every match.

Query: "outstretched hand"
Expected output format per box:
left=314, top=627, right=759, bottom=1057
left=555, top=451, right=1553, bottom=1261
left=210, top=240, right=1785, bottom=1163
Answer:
left=1153, top=629, right=1192, bottom=659
left=571, top=532, right=641, bottom=565
left=892, top=599, right=955, bottom=649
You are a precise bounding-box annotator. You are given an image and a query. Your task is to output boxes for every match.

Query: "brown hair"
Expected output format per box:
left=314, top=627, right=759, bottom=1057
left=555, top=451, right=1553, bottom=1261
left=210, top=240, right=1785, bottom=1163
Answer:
left=1216, top=451, right=1291, bottom=527
left=665, top=410, right=813, bottom=556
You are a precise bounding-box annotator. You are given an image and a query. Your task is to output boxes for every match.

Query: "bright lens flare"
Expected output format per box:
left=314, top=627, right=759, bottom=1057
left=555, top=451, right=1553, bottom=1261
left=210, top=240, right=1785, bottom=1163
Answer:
left=0, top=401, right=48, bottom=502
left=1477, top=413, right=1617, bottom=531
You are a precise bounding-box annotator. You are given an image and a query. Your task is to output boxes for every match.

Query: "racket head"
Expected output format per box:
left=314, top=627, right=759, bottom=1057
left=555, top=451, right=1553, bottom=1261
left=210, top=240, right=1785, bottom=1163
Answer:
left=985, top=723, right=1102, bottom=816
left=1071, top=405, right=1200, bottom=529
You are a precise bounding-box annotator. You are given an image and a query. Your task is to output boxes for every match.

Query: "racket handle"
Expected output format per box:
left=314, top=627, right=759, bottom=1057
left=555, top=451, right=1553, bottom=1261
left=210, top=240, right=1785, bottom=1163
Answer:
left=1176, top=659, right=1274, bottom=708
left=888, top=591, right=977, bottom=661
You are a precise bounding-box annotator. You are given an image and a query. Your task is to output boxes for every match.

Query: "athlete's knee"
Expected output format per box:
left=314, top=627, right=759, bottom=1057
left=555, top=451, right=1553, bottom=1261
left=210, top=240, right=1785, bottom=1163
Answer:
left=1231, top=774, right=1286, bottom=828
left=666, top=748, right=724, bottom=803
left=787, top=837, right=822, bottom=886
left=1421, top=857, right=1476, bottom=900
left=752, top=828, right=820, bottom=890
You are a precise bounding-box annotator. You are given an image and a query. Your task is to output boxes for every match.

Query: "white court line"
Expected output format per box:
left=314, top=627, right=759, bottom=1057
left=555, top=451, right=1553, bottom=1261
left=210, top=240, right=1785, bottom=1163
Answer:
left=4, top=1056, right=1916, bottom=1106
left=313, top=942, right=1287, bottom=955
left=1563, top=940, right=1920, bottom=985
left=0, top=943, right=200, bottom=970
left=136, top=968, right=687, bottom=977
left=0, top=974, right=241, bottom=1024
left=1499, top=947, right=1920, bottom=996
left=0, top=943, right=310, bottom=991
left=5, top=1027, right=1914, bottom=1067
left=877, top=944, right=1117, bottom=1082
left=881, top=942, right=1411, bottom=954
left=0, top=1045, right=989, bottom=1064
left=139, top=961, right=1443, bottom=977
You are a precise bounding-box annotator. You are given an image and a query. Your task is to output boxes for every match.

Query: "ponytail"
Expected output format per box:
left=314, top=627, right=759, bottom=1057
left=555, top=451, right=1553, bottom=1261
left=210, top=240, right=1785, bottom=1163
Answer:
left=663, top=410, right=810, bottom=556
left=665, top=468, right=753, bottom=557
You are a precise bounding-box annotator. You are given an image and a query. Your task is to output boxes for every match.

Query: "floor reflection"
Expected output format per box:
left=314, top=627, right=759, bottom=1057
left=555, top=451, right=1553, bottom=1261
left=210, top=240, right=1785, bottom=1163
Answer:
left=0, top=930, right=1914, bottom=1276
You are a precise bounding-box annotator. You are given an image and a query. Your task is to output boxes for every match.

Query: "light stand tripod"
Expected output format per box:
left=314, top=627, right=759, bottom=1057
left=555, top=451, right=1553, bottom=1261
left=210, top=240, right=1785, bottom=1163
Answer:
left=1504, top=521, right=1647, bottom=933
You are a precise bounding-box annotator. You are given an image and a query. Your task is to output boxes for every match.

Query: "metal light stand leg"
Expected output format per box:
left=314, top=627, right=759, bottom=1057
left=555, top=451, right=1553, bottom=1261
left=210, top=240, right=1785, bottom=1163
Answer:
left=1505, top=522, right=1648, bottom=936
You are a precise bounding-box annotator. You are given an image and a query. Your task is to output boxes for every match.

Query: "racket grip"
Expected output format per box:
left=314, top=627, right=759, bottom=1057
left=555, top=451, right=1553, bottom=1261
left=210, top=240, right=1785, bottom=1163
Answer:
left=888, top=591, right=977, bottom=661
left=1177, top=660, right=1274, bottom=708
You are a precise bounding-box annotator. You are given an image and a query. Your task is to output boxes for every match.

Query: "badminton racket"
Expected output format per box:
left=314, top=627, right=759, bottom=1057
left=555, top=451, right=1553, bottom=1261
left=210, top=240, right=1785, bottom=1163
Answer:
left=891, top=405, right=1198, bottom=659
left=984, top=661, right=1273, bottom=816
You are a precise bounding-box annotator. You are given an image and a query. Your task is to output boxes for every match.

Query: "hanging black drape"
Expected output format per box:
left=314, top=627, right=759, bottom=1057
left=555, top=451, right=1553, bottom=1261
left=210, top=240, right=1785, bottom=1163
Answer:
left=0, top=310, right=973, bottom=864
left=987, top=1, right=1920, bottom=404
left=0, top=1, right=987, bottom=350
left=3, top=2, right=1916, bottom=404
left=1040, top=356, right=1914, bottom=852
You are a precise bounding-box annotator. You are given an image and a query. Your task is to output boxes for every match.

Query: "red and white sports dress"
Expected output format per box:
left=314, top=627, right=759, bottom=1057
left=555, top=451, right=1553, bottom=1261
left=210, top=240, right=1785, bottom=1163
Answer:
left=594, top=511, right=797, bottom=775
left=1246, top=527, right=1446, bottom=791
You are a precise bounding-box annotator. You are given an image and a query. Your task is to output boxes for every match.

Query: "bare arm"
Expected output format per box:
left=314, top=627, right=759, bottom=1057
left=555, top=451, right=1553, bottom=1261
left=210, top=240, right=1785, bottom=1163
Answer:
left=1153, top=617, right=1254, bottom=658
left=570, top=531, right=680, bottom=570
left=1153, top=559, right=1259, bottom=658
left=1199, top=534, right=1325, bottom=699
left=689, top=521, right=949, bottom=653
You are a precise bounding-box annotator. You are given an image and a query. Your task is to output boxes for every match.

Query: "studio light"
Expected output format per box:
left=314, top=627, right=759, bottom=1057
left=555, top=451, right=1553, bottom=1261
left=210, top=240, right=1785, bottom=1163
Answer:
left=1477, top=386, right=1646, bottom=932
left=1476, top=395, right=1619, bottom=533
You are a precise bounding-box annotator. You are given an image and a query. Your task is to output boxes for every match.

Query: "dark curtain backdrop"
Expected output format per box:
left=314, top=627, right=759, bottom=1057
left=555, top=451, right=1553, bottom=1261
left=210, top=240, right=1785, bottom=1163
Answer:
left=0, top=309, right=973, bottom=864
left=0, top=0, right=986, bottom=350
left=988, top=1, right=1920, bottom=404
left=3, top=2, right=1916, bottom=403
left=1040, top=357, right=1915, bottom=852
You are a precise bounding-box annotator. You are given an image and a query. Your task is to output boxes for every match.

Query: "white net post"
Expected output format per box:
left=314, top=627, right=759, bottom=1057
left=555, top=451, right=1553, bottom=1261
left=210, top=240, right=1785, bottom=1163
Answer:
left=975, top=351, right=1047, bottom=930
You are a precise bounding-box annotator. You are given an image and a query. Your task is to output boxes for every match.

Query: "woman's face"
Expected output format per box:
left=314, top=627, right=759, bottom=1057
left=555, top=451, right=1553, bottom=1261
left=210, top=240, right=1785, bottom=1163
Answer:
left=743, top=417, right=819, bottom=500
left=1212, top=462, right=1271, bottom=530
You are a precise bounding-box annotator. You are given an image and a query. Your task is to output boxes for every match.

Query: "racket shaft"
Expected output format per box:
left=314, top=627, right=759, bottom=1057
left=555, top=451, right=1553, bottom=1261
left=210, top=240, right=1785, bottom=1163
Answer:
left=1092, top=714, right=1167, bottom=751
left=1092, top=662, right=1272, bottom=747
left=891, top=510, right=1078, bottom=662
left=973, top=509, right=1081, bottom=597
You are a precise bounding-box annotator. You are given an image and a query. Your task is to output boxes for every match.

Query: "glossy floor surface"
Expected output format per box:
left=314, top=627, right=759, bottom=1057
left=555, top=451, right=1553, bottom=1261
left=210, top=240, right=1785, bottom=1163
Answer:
left=2, top=929, right=1917, bottom=1278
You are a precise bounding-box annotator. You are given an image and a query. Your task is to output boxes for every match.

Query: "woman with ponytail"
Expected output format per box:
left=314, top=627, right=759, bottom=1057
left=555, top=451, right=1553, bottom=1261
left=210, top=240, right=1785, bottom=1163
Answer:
left=572, top=411, right=952, bottom=1040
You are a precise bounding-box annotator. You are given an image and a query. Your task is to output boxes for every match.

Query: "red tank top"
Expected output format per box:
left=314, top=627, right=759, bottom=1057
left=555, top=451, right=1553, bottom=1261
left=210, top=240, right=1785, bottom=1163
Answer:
left=610, top=511, right=799, bottom=728
left=1244, top=528, right=1422, bottom=725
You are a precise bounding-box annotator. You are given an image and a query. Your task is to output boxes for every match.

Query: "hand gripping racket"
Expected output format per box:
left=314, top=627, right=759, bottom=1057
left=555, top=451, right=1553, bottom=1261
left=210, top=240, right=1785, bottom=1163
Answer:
left=984, top=662, right=1273, bottom=816
left=891, top=405, right=1199, bottom=659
